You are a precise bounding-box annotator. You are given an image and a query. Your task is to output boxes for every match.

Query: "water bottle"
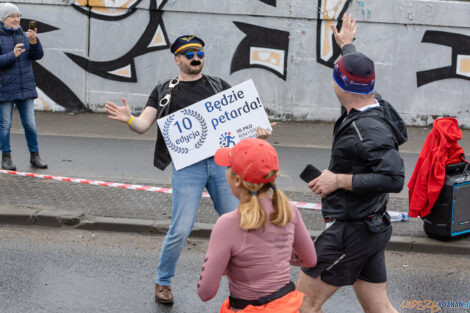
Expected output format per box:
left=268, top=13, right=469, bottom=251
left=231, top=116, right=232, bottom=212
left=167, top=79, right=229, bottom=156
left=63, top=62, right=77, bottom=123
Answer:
left=388, top=211, right=409, bottom=222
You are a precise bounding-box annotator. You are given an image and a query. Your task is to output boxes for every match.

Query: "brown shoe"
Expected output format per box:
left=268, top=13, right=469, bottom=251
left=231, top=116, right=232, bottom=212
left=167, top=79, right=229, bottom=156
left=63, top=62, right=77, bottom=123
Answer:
left=155, top=284, right=174, bottom=304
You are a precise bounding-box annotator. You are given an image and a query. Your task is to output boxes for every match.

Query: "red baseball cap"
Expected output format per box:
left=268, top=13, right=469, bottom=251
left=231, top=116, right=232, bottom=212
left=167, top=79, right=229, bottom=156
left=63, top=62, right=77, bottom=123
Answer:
left=214, top=138, right=279, bottom=184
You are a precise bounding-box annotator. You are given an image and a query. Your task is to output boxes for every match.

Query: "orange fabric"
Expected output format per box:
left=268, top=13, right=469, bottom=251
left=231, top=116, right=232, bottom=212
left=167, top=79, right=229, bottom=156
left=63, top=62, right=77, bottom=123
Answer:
left=408, top=118, right=465, bottom=218
left=218, top=290, right=304, bottom=313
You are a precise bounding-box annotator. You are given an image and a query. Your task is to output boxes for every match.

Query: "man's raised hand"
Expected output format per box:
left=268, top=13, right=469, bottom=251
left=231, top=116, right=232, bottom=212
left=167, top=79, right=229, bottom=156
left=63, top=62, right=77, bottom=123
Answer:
left=105, top=97, right=132, bottom=123
left=331, top=13, right=357, bottom=49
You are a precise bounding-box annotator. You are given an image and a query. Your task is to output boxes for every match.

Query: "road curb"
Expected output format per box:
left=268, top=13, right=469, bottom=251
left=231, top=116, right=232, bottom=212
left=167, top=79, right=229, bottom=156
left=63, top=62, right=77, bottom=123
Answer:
left=386, top=235, right=470, bottom=255
left=1, top=207, right=469, bottom=255
left=77, top=216, right=164, bottom=234
left=34, top=209, right=85, bottom=227
left=0, top=207, right=39, bottom=225
left=0, top=207, right=84, bottom=227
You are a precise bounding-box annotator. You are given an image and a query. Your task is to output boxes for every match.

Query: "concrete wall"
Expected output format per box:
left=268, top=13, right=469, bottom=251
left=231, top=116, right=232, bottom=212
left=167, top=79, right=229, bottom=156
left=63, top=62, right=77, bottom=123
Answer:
left=8, top=0, right=470, bottom=127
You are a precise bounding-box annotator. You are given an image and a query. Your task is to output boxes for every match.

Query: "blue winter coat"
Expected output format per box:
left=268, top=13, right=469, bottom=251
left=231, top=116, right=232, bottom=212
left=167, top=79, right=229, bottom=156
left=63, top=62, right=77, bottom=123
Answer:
left=0, top=23, right=43, bottom=102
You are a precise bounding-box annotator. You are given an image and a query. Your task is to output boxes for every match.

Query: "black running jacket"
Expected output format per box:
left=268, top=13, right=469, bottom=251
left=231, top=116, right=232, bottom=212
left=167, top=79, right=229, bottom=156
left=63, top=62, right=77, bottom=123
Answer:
left=321, top=96, right=408, bottom=221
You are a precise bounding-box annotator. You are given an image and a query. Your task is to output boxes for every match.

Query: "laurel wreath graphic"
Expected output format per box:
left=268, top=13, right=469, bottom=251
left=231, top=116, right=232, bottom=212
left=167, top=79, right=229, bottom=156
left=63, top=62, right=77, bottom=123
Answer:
left=161, top=109, right=208, bottom=154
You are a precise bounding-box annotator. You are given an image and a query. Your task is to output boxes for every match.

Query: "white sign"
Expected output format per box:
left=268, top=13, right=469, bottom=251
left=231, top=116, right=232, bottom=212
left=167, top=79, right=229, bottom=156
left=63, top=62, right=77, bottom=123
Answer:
left=157, top=79, right=272, bottom=170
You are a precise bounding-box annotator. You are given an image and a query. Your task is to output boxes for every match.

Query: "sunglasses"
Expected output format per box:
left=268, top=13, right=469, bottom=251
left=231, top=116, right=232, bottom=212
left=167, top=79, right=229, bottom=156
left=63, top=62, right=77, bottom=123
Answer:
left=183, top=50, right=205, bottom=60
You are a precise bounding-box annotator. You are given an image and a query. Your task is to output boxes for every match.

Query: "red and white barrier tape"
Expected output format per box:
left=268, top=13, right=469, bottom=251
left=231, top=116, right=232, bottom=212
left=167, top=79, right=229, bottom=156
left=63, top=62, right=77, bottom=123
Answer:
left=0, top=169, right=321, bottom=210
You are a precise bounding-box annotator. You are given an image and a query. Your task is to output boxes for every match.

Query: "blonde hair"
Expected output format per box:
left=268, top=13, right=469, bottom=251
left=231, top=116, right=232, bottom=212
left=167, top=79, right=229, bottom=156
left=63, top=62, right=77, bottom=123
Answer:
left=235, top=170, right=292, bottom=231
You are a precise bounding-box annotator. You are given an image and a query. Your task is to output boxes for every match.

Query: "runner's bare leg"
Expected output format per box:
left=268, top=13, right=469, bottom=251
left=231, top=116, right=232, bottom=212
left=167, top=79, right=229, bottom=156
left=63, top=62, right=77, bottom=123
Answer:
left=353, top=279, right=399, bottom=313
left=297, top=271, right=340, bottom=313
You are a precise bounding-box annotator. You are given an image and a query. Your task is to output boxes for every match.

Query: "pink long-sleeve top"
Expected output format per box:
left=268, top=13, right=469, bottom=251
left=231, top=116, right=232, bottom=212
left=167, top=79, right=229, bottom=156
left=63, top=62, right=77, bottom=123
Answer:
left=197, top=197, right=317, bottom=302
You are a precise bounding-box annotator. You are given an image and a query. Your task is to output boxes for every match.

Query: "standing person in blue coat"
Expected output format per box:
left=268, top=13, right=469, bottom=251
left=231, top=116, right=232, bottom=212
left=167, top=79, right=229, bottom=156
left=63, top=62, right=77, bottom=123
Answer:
left=0, top=3, right=47, bottom=170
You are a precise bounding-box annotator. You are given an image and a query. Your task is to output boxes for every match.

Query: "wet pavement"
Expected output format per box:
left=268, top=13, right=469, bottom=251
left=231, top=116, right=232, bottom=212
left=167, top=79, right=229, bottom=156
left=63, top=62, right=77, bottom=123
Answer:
left=1, top=226, right=469, bottom=313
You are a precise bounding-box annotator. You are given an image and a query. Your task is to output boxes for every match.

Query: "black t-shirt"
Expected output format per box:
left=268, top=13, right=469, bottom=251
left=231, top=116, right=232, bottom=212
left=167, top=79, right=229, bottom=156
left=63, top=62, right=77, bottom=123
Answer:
left=146, top=76, right=231, bottom=114
left=146, top=76, right=231, bottom=170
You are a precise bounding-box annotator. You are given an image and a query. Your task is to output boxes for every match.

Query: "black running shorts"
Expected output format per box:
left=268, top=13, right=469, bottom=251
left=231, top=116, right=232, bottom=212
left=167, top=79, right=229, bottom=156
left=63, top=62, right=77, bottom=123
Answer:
left=302, top=221, right=392, bottom=286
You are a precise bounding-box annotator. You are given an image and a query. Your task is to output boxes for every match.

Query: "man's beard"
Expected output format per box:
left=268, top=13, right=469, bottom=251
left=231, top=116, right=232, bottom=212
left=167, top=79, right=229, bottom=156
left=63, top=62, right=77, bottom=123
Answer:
left=181, top=60, right=203, bottom=75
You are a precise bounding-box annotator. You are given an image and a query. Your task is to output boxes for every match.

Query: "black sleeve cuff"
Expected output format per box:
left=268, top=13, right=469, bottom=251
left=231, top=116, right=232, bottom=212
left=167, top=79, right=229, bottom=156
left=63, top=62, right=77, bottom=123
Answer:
left=341, top=44, right=357, bottom=55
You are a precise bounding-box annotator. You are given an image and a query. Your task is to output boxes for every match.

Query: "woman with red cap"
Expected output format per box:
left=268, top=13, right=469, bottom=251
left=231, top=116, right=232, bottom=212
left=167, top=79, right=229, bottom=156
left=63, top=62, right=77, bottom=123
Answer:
left=197, top=138, right=317, bottom=312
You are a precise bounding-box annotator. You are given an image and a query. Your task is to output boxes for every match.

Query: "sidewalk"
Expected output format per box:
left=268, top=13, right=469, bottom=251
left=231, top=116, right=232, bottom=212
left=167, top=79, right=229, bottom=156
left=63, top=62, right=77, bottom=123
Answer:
left=1, top=111, right=470, bottom=254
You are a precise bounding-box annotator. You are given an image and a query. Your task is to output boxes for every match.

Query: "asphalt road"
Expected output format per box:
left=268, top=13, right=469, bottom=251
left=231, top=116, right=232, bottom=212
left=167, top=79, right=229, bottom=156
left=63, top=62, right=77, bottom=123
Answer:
left=1, top=226, right=469, bottom=313
left=9, top=133, right=417, bottom=196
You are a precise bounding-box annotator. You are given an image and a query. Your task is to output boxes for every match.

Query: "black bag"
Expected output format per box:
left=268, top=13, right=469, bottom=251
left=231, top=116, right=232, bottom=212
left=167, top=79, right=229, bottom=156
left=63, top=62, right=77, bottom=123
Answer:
left=423, top=162, right=470, bottom=240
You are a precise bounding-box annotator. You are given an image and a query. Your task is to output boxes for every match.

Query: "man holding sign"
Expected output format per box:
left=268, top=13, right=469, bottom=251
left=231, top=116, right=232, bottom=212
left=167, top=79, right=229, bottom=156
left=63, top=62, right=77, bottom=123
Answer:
left=106, top=35, right=271, bottom=304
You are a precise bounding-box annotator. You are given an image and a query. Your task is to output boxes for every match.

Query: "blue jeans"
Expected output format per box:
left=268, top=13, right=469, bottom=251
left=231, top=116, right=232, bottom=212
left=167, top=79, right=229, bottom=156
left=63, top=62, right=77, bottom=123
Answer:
left=156, top=157, right=239, bottom=286
left=0, top=99, right=39, bottom=153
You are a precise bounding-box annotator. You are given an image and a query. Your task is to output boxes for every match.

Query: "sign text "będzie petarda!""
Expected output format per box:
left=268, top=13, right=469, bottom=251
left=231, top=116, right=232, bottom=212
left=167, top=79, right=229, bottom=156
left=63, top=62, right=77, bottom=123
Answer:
left=205, top=89, right=263, bottom=131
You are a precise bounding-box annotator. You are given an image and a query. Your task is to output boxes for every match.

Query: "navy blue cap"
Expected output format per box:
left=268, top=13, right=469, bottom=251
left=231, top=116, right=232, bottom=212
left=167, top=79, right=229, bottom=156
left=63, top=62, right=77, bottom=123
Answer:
left=170, top=35, right=205, bottom=55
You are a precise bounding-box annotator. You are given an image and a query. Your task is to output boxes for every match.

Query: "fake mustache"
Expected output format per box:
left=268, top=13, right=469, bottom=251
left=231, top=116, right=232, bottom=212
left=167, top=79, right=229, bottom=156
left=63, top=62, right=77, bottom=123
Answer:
left=191, top=60, right=201, bottom=66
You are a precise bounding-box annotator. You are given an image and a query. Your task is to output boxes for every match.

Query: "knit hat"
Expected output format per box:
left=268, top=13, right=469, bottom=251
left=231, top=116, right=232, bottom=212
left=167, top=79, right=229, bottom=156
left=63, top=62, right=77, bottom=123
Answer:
left=0, top=3, right=21, bottom=22
left=214, top=138, right=279, bottom=184
left=333, top=52, right=375, bottom=95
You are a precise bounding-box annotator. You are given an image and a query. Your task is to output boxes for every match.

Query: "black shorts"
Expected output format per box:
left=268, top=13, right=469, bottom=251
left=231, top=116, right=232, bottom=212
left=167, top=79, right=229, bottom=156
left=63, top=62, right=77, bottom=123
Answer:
left=302, top=220, right=392, bottom=286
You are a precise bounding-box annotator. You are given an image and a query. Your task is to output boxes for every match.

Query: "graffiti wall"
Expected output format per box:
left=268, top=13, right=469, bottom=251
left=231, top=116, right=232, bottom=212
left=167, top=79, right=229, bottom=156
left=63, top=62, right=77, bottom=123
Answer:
left=9, top=0, right=470, bottom=127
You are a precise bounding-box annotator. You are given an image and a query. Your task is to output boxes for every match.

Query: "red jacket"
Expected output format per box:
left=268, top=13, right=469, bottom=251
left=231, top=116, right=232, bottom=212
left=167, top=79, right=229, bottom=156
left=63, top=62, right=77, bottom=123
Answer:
left=408, top=118, right=465, bottom=218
